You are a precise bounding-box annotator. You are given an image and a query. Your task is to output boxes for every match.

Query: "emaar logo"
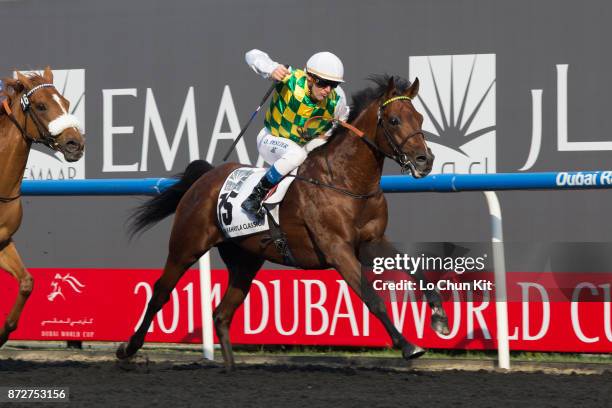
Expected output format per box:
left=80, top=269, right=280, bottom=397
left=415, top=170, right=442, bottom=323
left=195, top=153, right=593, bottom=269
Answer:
left=19, top=69, right=86, bottom=180
left=409, top=54, right=496, bottom=174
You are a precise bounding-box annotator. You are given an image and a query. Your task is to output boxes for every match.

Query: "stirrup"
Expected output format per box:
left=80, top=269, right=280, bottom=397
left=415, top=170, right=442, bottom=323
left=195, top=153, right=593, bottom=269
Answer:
left=248, top=205, right=265, bottom=219
left=241, top=176, right=275, bottom=218
left=241, top=196, right=265, bottom=218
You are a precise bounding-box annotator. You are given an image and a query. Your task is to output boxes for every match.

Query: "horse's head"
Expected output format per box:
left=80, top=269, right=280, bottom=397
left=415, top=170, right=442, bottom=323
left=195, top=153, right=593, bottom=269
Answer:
left=375, top=77, right=434, bottom=178
left=3, top=67, right=85, bottom=162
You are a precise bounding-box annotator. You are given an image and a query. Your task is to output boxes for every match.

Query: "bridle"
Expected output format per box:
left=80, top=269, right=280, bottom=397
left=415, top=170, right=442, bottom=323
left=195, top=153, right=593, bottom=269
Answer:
left=286, top=95, right=429, bottom=199
left=2, top=83, right=62, bottom=151
left=302, top=95, right=427, bottom=175
left=375, top=95, right=426, bottom=174
left=0, top=83, right=59, bottom=204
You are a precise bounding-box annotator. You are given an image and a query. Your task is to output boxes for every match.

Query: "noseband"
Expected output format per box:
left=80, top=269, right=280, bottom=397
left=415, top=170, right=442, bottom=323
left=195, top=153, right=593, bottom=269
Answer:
left=3, top=83, right=62, bottom=151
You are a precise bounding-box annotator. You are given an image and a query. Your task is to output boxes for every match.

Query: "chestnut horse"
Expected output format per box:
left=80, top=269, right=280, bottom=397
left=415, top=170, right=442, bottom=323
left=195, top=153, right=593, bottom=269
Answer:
left=0, top=68, right=85, bottom=346
left=118, top=75, right=449, bottom=370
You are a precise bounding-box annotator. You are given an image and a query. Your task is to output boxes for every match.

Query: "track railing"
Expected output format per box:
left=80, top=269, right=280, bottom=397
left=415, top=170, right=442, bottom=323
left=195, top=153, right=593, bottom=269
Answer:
left=21, top=171, right=612, bottom=369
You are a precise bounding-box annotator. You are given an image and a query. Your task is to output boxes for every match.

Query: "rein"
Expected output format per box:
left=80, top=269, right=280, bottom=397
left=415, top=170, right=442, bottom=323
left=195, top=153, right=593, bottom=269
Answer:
left=286, top=174, right=381, bottom=199
left=0, top=195, right=21, bottom=203
left=291, top=95, right=424, bottom=198
left=301, top=95, right=424, bottom=173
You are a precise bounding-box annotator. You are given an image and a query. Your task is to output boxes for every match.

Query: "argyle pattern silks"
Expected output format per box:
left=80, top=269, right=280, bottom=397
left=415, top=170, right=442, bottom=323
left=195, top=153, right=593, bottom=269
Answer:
left=264, top=69, right=339, bottom=146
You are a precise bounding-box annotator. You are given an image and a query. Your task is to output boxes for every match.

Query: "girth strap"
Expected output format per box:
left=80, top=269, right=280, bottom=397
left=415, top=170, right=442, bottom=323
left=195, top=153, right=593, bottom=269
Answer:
left=260, top=208, right=297, bottom=266
left=287, top=174, right=381, bottom=199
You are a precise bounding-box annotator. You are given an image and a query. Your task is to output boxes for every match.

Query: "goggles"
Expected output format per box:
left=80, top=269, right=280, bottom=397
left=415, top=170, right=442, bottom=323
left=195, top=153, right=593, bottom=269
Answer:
left=309, top=74, right=340, bottom=89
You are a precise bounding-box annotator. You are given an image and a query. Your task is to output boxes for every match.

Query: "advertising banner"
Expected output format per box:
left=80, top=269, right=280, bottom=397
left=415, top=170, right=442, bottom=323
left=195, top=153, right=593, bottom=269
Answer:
left=1, top=268, right=610, bottom=352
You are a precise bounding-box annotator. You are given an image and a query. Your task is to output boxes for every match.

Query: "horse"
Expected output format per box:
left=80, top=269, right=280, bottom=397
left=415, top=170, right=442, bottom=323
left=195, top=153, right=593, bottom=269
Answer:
left=117, top=75, right=450, bottom=370
left=0, top=67, right=85, bottom=347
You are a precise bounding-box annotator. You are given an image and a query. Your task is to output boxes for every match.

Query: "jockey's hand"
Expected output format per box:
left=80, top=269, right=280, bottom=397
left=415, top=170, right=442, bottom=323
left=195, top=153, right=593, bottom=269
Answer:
left=271, top=65, right=291, bottom=82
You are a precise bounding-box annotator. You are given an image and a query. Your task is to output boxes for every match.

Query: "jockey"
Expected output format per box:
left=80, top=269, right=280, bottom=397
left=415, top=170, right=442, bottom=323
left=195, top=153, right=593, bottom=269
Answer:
left=241, top=49, right=350, bottom=218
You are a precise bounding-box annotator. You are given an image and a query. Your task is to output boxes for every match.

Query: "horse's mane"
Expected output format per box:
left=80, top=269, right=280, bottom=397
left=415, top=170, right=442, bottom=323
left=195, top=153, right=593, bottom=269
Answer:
left=347, top=74, right=412, bottom=123
left=324, top=74, right=412, bottom=142
left=1, top=72, right=46, bottom=103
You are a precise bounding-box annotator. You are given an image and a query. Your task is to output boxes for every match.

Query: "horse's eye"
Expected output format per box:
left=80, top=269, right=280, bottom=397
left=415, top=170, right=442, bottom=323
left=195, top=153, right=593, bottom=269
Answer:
left=36, top=103, right=47, bottom=111
left=389, top=116, right=400, bottom=126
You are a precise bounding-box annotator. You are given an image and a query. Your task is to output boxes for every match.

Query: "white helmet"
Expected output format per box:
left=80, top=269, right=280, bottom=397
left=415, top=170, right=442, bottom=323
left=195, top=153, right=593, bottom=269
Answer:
left=306, top=51, right=344, bottom=83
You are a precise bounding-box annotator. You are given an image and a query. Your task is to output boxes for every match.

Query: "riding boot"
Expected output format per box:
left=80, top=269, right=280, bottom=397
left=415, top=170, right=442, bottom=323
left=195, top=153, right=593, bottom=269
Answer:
left=241, top=174, right=276, bottom=218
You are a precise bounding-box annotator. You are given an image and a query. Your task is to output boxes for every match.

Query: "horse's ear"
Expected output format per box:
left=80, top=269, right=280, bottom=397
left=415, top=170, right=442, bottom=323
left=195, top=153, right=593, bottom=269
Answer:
left=16, top=71, right=33, bottom=89
left=384, top=76, right=397, bottom=98
left=407, top=77, right=419, bottom=99
left=42, top=66, right=53, bottom=83
left=3, top=77, right=24, bottom=95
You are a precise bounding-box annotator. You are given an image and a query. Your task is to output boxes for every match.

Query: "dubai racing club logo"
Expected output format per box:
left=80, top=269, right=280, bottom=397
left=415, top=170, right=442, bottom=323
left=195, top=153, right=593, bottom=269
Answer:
left=409, top=54, right=496, bottom=174
left=17, top=69, right=86, bottom=180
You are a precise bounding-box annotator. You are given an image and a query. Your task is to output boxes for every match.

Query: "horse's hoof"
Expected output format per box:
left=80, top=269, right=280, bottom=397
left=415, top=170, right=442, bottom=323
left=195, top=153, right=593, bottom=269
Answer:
left=222, top=365, right=236, bottom=374
left=402, top=344, right=426, bottom=360
left=431, top=314, right=450, bottom=336
left=0, top=324, right=12, bottom=348
left=116, top=343, right=133, bottom=360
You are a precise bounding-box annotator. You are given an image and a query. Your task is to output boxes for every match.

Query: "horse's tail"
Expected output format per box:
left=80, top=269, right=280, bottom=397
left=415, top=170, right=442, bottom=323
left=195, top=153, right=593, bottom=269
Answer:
left=128, top=160, right=215, bottom=238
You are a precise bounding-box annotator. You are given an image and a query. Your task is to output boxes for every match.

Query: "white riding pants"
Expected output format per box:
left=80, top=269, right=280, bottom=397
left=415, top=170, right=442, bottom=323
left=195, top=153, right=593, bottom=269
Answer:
left=256, top=128, right=327, bottom=176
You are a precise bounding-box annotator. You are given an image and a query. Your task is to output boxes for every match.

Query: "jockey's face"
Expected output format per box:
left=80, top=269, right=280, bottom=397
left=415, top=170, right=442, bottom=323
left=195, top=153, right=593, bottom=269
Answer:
left=307, top=74, right=337, bottom=102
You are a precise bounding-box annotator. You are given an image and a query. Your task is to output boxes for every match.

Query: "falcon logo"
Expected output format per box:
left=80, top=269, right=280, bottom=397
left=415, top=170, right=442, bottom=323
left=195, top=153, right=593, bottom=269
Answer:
left=409, top=54, right=496, bottom=174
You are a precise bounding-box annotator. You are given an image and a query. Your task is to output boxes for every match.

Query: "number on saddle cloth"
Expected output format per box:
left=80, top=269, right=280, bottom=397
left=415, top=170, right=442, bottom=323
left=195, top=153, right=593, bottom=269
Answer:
left=216, top=167, right=298, bottom=239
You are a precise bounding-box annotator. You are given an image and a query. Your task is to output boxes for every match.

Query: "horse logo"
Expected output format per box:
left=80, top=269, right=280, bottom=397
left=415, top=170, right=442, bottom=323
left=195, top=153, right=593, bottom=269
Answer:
left=409, top=54, right=496, bottom=174
left=47, top=273, right=86, bottom=302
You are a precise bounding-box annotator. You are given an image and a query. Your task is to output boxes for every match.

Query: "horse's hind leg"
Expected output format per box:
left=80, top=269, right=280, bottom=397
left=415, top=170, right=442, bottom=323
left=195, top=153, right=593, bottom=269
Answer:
left=117, top=212, right=222, bottom=359
left=0, top=240, right=34, bottom=347
left=360, top=238, right=450, bottom=336
left=326, top=242, right=425, bottom=360
left=214, top=242, right=263, bottom=371
left=116, top=257, right=195, bottom=359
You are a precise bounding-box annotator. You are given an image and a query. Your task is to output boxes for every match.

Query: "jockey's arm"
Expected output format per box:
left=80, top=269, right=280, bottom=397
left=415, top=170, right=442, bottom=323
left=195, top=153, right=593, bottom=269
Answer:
left=245, top=49, right=290, bottom=81
left=333, top=86, right=350, bottom=122
left=324, top=86, right=350, bottom=137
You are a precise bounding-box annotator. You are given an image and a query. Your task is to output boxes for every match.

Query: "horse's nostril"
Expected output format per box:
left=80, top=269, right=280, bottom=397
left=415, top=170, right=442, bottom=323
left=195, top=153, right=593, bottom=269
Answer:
left=415, top=155, right=428, bottom=164
left=65, top=140, right=80, bottom=152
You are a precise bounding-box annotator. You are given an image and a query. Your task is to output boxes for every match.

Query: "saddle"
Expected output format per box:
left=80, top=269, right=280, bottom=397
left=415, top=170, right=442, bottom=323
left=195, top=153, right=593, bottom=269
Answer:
left=216, top=167, right=298, bottom=265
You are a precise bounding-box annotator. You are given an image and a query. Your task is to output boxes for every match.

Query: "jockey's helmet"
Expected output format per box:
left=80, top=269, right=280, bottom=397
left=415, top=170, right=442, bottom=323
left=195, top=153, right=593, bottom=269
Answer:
left=306, top=52, right=344, bottom=83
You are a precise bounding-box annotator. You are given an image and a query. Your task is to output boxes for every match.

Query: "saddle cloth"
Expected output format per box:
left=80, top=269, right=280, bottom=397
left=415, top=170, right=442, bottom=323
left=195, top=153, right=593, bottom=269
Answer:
left=216, top=167, right=297, bottom=238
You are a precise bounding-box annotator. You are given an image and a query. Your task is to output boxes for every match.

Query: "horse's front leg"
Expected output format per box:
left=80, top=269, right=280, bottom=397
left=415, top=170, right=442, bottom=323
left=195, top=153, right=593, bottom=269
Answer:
left=0, top=240, right=34, bottom=347
left=359, top=237, right=450, bottom=336
left=322, top=240, right=425, bottom=360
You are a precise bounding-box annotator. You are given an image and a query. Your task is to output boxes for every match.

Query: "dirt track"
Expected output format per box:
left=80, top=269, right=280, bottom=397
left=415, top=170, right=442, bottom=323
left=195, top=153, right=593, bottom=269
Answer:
left=1, top=351, right=611, bottom=407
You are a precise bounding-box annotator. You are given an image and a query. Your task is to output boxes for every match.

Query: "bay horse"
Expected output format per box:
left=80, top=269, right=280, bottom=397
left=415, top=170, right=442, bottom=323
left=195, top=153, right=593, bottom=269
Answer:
left=0, top=67, right=85, bottom=347
left=118, top=75, right=449, bottom=370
